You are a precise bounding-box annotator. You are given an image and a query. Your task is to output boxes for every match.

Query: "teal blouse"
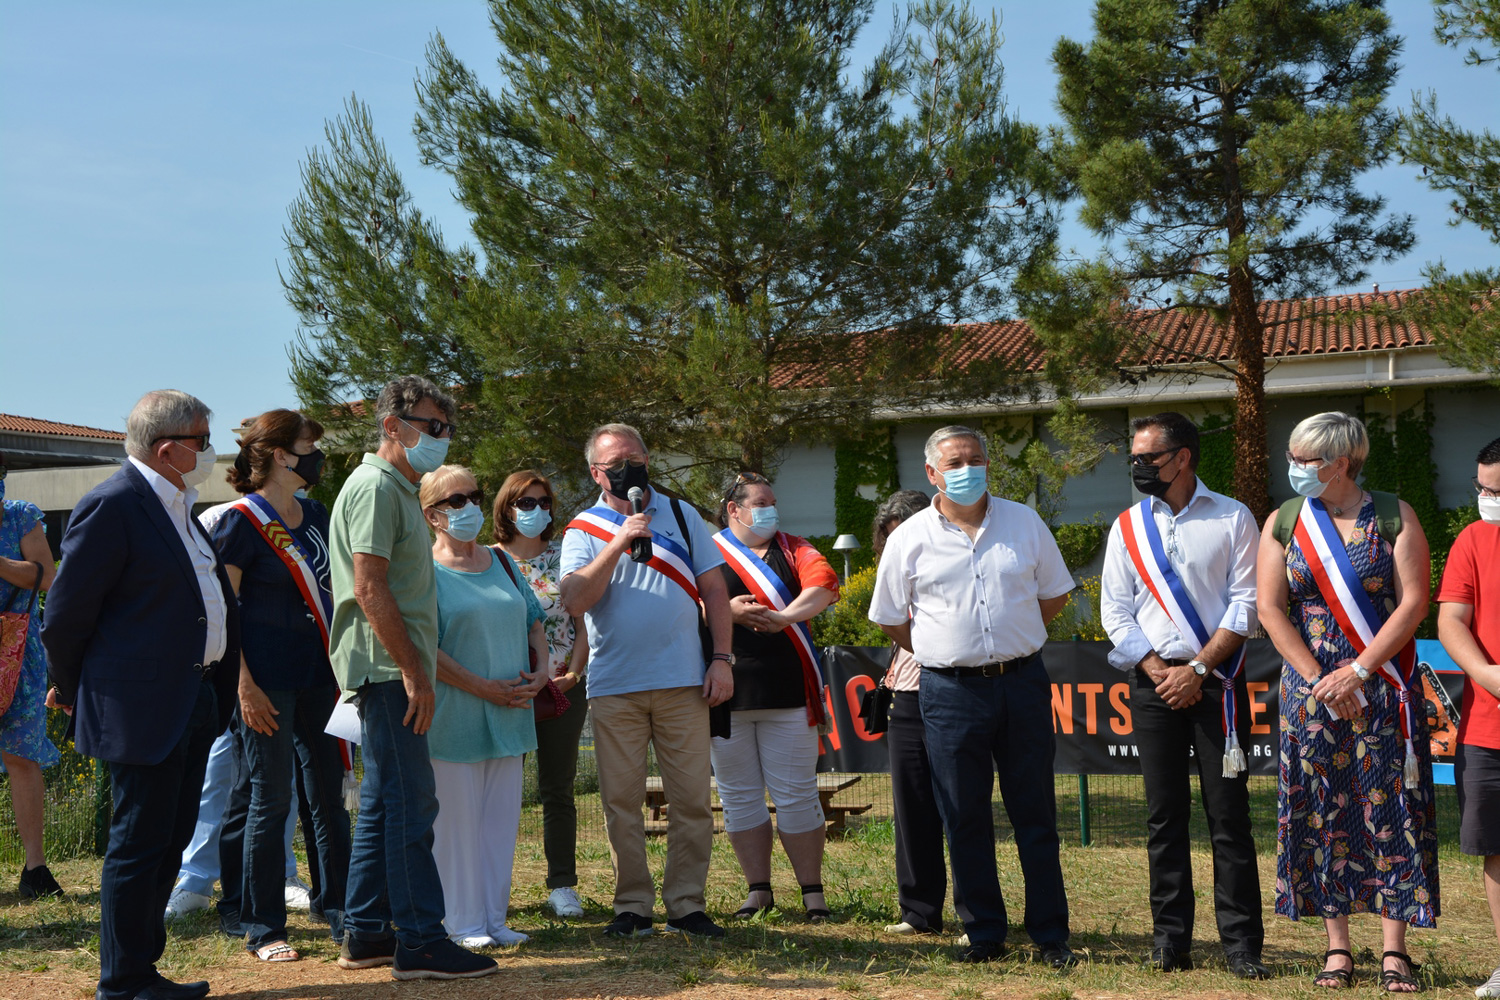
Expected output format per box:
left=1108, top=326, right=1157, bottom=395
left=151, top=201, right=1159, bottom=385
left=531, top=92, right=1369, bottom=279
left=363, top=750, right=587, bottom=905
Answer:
left=430, top=548, right=544, bottom=763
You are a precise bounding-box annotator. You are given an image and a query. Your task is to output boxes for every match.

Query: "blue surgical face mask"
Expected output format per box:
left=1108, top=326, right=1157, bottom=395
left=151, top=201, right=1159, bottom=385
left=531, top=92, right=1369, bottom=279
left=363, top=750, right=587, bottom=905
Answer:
left=401, top=421, right=450, bottom=475
left=738, top=504, right=779, bottom=540
left=442, top=502, right=484, bottom=543
left=1288, top=463, right=1329, bottom=499
left=513, top=506, right=551, bottom=538
left=939, top=464, right=988, bottom=506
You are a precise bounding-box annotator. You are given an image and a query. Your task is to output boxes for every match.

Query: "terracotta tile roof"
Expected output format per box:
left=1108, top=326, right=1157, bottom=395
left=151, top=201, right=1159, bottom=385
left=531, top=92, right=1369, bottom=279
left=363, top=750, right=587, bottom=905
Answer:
left=771, top=288, right=1446, bottom=389
left=0, top=413, right=126, bottom=441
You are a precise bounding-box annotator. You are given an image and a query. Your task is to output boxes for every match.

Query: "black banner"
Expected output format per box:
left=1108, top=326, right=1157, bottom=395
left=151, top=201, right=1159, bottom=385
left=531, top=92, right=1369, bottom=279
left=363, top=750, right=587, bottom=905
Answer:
left=816, top=640, right=1467, bottom=776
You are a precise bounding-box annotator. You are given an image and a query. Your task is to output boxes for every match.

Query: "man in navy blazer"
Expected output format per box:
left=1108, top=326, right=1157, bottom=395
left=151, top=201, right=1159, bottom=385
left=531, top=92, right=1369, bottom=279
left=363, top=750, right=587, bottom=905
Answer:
left=44, top=390, right=240, bottom=1000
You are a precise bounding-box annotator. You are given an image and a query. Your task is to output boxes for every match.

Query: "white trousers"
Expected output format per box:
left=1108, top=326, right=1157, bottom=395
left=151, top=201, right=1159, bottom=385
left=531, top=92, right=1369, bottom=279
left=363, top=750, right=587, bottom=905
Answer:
left=710, top=707, right=824, bottom=835
left=431, top=756, right=523, bottom=940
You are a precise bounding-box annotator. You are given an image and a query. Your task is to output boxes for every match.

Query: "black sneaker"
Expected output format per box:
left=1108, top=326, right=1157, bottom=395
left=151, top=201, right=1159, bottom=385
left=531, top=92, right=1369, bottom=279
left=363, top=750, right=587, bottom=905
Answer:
left=603, top=911, right=654, bottom=938
left=337, top=934, right=397, bottom=970
left=662, top=911, right=726, bottom=939
left=392, top=938, right=499, bottom=981
left=18, top=864, right=62, bottom=900
left=961, top=940, right=1005, bottom=963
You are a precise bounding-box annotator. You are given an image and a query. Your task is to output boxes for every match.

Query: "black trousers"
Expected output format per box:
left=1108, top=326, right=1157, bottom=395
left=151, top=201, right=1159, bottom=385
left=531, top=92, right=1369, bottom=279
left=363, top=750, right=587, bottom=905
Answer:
left=888, top=690, right=970, bottom=932
left=1132, top=669, right=1263, bottom=956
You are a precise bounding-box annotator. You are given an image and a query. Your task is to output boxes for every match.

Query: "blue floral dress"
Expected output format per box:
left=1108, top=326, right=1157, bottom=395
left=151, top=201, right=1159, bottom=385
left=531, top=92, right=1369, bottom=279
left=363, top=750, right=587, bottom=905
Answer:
left=0, top=500, right=60, bottom=768
left=1275, top=498, right=1438, bottom=925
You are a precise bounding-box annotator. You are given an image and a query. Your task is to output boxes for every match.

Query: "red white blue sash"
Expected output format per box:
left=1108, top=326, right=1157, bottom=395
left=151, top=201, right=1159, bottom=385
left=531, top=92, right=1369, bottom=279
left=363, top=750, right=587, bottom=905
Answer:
left=1290, top=497, right=1421, bottom=786
left=229, top=494, right=333, bottom=644
left=1117, top=499, right=1249, bottom=776
left=713, top=529, right=826, bottom=726
left=566, top=506, right=700, bottom=604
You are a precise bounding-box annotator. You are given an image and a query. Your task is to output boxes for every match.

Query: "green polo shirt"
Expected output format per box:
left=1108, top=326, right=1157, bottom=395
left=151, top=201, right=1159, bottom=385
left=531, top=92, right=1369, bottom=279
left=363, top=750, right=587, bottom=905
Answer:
left=328, top=452, right=437, bottom=695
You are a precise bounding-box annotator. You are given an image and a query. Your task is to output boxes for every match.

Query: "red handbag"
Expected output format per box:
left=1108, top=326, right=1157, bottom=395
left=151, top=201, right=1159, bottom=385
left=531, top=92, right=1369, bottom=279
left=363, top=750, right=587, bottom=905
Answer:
left=0, top=562, right=42, bottom=717
left=494, top=548, right=570, bottom=721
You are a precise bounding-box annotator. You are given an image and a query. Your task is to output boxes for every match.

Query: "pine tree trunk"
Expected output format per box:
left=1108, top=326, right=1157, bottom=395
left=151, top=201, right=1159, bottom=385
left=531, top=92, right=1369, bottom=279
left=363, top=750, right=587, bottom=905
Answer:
left=1229, top=276, right=1271, bottom=523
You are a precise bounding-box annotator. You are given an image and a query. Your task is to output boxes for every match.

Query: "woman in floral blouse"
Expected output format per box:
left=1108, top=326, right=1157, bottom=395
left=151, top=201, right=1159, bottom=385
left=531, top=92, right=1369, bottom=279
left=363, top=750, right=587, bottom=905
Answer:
left=492, top=470, right=590, bottom=920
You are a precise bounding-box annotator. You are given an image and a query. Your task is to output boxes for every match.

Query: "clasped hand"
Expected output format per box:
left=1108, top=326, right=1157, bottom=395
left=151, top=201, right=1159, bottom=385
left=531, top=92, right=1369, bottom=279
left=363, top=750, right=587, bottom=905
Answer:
left=730, top=593, right=785, bottom=633
left=1310, top=665, right=1366, bottom=720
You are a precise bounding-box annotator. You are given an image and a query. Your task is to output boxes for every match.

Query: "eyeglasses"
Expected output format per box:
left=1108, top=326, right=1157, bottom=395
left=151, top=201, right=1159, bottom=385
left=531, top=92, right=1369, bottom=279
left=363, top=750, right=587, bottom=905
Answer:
left=1285, top=451, right=1327, bottom=470
left=400, top=415, right=456, bottom=439
left=514, top=496, right=553, bottom=512
left=432, top=490, right=483, bottom=510
left=590, top=458, right=646, bottom=474
left=1130, top=446, right=1183, bottom=467
left=1475, top=478, right=1500, bottom=499
left=156, top=433, right=212, bottom=452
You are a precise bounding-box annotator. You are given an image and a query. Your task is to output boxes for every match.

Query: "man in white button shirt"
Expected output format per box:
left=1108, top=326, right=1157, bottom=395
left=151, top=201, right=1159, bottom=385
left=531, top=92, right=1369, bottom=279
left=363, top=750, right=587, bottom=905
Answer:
left=1099, top=412, right=1266, bottom=980
left=869, top=425, right=1076, bottom=967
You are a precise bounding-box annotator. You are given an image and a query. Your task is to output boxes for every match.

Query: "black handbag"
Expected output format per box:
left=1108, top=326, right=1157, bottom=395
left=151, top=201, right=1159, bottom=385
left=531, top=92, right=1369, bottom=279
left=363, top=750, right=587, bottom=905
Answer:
left=857, top=647, right=898, bottom=735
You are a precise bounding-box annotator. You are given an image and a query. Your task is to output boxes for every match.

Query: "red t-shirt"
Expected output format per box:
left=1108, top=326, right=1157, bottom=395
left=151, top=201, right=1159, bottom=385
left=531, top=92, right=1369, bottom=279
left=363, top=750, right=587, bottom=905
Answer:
left=1437, top=519, right=1500, bottom=749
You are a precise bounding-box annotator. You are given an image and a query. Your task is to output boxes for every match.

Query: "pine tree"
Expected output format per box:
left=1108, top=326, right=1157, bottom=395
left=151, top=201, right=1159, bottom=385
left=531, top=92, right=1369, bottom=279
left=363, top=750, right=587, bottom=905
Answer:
left=283, top=0, right=1055, bottom=502
left=1041, top=0, right=1413, bottom=520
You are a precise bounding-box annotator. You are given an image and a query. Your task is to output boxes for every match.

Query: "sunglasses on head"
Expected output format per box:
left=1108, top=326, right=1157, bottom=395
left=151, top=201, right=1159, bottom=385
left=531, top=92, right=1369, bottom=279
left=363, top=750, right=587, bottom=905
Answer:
left=433, top=490, right=483, bottom=510
left=514, top=496, right=553, bottom=512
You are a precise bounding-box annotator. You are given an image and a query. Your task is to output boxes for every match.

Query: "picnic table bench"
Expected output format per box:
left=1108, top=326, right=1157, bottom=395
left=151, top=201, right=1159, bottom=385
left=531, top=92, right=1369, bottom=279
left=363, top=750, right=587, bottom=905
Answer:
left=642, top=773, right=870, bottom=835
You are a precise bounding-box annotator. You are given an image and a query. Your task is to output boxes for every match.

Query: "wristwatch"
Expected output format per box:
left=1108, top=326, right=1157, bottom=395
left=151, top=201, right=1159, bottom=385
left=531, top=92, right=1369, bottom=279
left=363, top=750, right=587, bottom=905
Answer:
left=1188, top=660, right=1208, bottom=677
left=1350, top=661, right=1371, bottom=681
left=710, top=652, right=736, bottom=666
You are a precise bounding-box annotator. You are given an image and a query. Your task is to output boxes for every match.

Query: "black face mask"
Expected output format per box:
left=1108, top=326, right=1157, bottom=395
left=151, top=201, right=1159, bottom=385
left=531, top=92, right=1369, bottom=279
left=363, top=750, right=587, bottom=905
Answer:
left=286, top=448, right=325, bottom=490
left=1131, top=456, right=1179, bottom=498
left=603, top=461, right=649, bottom=501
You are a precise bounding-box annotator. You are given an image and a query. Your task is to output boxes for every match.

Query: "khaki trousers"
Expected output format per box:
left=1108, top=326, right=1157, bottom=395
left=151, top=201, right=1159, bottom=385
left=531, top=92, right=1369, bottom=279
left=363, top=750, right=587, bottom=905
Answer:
left=590, top=686, right=712, bottom=918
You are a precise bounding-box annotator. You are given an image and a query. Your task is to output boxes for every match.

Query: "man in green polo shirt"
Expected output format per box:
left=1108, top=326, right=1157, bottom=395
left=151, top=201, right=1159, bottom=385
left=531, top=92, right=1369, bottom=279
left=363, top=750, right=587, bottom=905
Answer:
left=327, top=374, right=497, bottom=982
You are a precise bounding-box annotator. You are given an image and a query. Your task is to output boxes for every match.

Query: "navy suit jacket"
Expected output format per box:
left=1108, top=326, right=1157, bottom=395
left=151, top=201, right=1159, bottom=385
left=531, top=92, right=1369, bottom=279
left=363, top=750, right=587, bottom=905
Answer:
left=41, top=462, right=240, bottom=766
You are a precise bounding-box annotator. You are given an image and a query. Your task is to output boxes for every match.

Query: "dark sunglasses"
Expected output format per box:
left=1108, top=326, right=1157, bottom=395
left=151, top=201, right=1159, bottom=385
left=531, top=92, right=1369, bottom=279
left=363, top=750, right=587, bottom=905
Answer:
left=433, top=490, right=483, bottom=510
left=514, top=496, right=553, bottom=512
left=155, top=433, right=212, bottom=452
left=400, top=415, right=456, bottom=439
left=1129, top=446, right=1183, bottom=467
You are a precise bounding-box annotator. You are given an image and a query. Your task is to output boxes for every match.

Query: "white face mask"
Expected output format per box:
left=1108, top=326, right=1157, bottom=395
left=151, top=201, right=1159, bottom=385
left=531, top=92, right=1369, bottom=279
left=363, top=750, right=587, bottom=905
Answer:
left=173, top=444, right=217, bottom=490
left=1479, top=495, right=1500, bottom=525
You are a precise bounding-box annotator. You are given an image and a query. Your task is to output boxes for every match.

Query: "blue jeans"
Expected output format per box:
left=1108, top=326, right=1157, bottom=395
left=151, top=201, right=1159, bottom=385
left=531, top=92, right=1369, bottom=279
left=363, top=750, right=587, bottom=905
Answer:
left=918, top=656, right=1070, bottom=949
left=344, top=680, right=446, bottom=948
left=176, top=730, right=299, bottom=897
left=240, top=685, right=350, bottom=949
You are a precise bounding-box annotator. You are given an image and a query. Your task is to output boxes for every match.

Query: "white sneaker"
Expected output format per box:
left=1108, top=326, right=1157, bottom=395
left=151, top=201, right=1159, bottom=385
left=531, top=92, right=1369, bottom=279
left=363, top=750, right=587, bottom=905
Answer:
left=957, top=933, right=970, bottom=947
left=547, top=886, right=585, bottom=919
left=1477, top=964, right=1500, bottom=999
left=490, top=926, right=530, bottom=946
left=284, top=875, right=312, bottom=910
left=458, top=935, right=495, bottom=949
left=164, top=885, right=212, bottom=920
left=884, top=921, right=917, bottom=934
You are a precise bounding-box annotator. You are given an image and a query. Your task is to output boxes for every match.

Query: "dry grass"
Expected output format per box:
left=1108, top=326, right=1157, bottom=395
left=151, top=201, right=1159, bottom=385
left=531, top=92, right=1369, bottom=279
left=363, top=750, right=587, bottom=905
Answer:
left=1, top=789, right=1495, bottom=1000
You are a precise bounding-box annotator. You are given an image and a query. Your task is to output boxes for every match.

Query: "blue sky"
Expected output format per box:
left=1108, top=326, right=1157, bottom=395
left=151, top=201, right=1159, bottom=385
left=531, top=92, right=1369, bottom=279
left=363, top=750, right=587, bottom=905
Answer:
left=2, top=1, right=1494, bottom=449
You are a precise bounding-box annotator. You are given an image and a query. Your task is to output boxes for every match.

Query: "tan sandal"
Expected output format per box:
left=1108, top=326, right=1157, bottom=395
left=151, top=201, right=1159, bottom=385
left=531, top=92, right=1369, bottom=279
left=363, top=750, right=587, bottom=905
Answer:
left=254, top=941, right=300, bottom=962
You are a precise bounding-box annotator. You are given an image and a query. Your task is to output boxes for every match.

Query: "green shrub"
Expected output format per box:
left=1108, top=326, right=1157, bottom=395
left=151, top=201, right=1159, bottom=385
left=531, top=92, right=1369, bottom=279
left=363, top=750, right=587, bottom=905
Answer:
left=1053, top=522, right=1106, bottom=570
left=812, top=565, right=888, bottom=647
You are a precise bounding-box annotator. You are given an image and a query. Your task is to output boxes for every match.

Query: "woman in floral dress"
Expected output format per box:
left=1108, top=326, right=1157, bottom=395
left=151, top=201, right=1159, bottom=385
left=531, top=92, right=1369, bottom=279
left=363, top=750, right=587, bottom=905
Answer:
left=1258, top=412, right=1436, bottom=993
left=491, top=470, right=590, bottom=920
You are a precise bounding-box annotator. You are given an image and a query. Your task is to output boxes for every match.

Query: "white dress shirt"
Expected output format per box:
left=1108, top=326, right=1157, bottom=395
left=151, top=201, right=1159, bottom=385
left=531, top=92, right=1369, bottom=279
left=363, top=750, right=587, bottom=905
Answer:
left=1099, top=477, right=1258, bottom=671
left=868, top=495, right=1075, bottom=669
left=129, top=457, right=229, bottom=666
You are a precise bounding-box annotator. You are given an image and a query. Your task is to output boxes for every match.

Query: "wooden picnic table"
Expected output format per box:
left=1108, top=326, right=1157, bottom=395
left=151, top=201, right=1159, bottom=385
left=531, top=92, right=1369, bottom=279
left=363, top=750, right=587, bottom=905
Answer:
left=642, top=772, right=870, bottom=835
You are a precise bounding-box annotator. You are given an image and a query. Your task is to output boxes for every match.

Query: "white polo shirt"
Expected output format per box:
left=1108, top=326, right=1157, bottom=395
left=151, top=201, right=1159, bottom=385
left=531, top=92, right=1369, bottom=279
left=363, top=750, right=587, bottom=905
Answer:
left=868, top=495, right=1075, bottom=668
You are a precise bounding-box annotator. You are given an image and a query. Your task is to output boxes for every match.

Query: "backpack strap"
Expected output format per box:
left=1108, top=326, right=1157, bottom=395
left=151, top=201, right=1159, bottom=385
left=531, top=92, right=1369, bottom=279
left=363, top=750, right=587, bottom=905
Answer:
left=1370, top=490, right=1403, bottom=544
left=669, top=496, right=695, bottom=565
left=1272, top=496, right=1303, bottom=547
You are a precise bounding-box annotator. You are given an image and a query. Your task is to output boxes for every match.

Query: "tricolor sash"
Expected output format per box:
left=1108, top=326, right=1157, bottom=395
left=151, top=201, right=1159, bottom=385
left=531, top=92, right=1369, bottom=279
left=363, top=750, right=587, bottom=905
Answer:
left=230, top=495, right=357, bottom=791
left=1117, top=499, right=1249, bottom=776
left=1290, top=497, right=1421, bottom=787
left=566, top=506, right=701, bottom=604
left=713, top=530, right=826, bottom=726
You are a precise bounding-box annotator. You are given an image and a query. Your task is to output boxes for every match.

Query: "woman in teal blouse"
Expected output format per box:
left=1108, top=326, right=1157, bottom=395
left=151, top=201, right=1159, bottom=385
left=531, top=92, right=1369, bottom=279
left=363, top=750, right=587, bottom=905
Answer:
left=421, top=465, right=548, bottom=948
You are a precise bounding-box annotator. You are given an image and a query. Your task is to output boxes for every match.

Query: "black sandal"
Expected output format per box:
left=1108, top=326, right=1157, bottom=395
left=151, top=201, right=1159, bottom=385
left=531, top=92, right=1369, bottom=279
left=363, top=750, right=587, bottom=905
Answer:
left=1314, top=949, right=1355, bottom=989
left=800, top=883, right=831, bottom=923
left=733, top=882, right=774, bottom=920
left=1380, top=951, right=1423, bottom=993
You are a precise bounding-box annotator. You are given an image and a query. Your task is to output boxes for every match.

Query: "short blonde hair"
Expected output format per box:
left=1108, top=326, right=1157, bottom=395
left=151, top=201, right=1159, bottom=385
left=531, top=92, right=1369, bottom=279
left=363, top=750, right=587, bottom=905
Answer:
left=1288, top=411, right=1370, bottom=479
left=584, top=423, right=648, bottom=464
left=418, top=464, right=478, bottom=509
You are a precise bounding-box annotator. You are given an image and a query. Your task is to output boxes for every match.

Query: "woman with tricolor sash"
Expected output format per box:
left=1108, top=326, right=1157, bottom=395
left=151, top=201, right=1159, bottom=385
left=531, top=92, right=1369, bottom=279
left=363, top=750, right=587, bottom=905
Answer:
left=1257, top=412, right=1437, bottom=993
left=214, top=409, right=350, bottom=962
left=710, top=472, right=840, bottom=922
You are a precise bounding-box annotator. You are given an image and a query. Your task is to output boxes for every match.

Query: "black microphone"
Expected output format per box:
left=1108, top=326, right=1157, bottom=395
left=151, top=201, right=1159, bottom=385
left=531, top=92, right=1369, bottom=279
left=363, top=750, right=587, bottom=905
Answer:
left=627, top=486, right=653, bottom=563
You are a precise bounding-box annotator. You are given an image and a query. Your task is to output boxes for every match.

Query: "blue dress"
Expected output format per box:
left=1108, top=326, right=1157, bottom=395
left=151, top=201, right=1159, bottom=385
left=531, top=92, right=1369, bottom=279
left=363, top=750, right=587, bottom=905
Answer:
left=0, top=500, right=60, bottom=768
left=1275, top=498, right=1438, bottom=925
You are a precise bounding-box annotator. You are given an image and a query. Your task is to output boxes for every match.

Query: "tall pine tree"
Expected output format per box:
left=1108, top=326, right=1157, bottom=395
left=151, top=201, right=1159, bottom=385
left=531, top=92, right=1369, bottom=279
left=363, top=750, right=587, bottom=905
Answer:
left=1042, top=0, right=1413, bottom=520
left=284, top=0, right=1055, bottom=501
